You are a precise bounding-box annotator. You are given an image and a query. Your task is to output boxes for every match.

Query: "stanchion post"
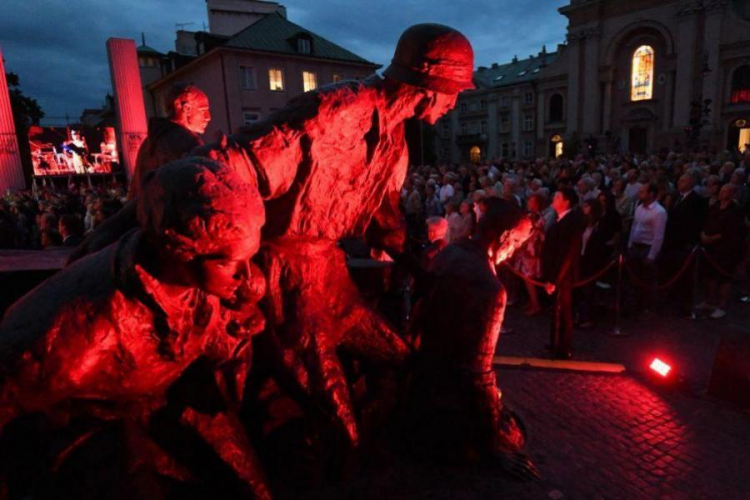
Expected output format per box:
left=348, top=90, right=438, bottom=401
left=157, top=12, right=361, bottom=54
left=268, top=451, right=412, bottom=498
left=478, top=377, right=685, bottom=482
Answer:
left=691, top=246, right=701, bottom=320
left=610, top=253, right=625, bottom=337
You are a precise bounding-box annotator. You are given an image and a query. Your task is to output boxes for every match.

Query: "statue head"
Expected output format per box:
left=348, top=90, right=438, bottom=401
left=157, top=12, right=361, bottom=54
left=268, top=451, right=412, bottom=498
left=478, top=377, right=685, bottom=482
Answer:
left=383, top=23, right=474, bottom=124
left=166, top=84, right=212, bottom=135
left=476, top=198, right=533, bottom=266
left=137, top=157, right=265, bottom=300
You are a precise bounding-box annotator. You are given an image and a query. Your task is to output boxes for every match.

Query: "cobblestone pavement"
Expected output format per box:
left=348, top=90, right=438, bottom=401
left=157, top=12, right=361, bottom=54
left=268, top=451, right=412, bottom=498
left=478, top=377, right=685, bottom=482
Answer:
left=304, top=297, right=750, bottom=499
left=500, top=369, right=750, bottom=499
left=498, top=291, right=750, bottom=392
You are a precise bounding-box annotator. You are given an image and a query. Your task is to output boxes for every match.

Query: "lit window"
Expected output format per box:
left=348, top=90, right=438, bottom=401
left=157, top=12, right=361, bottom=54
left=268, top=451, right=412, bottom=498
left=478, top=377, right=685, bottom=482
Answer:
left=333, top=74, right=342, bottom=83
left=298, top=37, right=311, bottom=54
left=303, top=71, right=318, bottom=92
left=269, top=68, right=284, bottom=91
left=240, top=66, right=257, bottom=90
left=242, top=110, right=261, bottom=125
left=631, top=45, right=655, bottom=101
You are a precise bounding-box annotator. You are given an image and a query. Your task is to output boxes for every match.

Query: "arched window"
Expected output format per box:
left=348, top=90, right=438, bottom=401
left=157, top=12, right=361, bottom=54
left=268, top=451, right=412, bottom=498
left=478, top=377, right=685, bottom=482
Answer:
left=549, top=93, right=564, bottom=122
left=731, top=65, right=750, bottom=103
left=631, top=45, right=655, bottom=101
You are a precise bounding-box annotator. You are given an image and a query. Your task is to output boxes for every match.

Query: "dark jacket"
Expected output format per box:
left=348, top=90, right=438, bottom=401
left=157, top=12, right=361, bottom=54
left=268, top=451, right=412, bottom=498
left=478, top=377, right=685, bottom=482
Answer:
left=666, top=190, right=708, bottom=250
left=129, top=118, right=203, bottom=200
left=542, top=208, right=585, bottom=284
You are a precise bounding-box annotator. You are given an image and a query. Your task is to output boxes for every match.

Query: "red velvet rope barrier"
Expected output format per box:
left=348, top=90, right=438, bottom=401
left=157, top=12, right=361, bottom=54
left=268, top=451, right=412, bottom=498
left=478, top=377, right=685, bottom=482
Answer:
left=502, top=244, right=701, bottom=292
left=623, top=246, right=697, bottom=291
left=501, top=258, right=617, bottom=289
left=573, top=259, right=618, bottom=288
left=699, top=247, right=738, bottom=280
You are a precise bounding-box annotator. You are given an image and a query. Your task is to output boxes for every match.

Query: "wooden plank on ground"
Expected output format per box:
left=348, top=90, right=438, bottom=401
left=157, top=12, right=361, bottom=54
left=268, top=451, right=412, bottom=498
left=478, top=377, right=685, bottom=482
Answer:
left=493, top=356, right=626, bottom=374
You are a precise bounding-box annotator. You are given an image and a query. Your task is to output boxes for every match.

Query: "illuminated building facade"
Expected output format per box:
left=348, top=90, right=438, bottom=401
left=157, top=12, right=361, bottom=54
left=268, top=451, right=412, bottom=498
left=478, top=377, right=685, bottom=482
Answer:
left=138, top=0, right=379, bottom=137
left=438, top=0, right=750, bottom=162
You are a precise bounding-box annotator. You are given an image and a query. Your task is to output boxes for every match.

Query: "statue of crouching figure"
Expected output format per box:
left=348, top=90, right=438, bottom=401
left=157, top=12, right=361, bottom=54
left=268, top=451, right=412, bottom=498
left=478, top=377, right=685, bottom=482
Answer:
left=0, top=158, right=271, bottom=499
left=401, top=198, right=540, bottom=481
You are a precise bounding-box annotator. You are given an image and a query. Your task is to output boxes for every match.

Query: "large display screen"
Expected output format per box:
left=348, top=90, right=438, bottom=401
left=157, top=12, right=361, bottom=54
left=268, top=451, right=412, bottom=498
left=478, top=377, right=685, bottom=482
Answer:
left=28, top=126, right=119, bottom=176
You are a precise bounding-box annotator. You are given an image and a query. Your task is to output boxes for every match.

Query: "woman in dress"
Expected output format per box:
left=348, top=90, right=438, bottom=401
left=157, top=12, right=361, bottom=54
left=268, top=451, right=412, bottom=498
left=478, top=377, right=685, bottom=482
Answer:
left=512, top=193, right=547, bottom=315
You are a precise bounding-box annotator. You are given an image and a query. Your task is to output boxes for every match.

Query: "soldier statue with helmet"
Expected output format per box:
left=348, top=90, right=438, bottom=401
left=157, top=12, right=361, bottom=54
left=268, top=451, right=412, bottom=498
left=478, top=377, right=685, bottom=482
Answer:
left=195, top=23, right=478, bottom=455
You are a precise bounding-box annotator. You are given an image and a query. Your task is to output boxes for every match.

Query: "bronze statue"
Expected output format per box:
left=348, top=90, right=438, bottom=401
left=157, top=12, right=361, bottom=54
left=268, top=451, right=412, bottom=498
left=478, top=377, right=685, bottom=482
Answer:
left=130, top=84, right=212, bottom=199
left=65, top=85, right=213, bottom=265
left=61, top=21, right=478, bottom=469
left=201, top=23, right=476, bottom=448
left=403, top=198, right=539, bottom=480
left=0, top=158, right=270, bottom=498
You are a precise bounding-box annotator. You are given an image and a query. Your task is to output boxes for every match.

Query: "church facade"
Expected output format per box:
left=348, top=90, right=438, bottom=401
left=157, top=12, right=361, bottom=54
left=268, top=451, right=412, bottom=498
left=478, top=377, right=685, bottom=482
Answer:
left=436, top=0, right=750, bottom=163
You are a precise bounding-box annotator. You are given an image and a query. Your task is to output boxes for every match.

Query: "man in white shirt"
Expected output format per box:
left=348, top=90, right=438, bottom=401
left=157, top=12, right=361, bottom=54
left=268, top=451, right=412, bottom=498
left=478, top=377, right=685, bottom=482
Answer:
left=627, top=182, right=668, bottom=313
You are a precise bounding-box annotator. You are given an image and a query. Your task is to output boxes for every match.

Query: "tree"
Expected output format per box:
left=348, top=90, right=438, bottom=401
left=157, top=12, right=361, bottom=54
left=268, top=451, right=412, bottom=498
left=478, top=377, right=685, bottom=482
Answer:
left=6, top=72, right=44, bottom=181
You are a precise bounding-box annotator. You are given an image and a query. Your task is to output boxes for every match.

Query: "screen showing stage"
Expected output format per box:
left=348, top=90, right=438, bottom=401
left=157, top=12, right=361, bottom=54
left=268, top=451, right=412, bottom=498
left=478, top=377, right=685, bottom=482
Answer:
left=28, top=126, right=120, bottom=176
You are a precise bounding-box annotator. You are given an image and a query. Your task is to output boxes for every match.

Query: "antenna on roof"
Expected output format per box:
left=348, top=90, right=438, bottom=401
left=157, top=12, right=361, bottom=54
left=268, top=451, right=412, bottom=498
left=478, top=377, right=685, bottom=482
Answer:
left=175, top=21, right=196, bottom=31
left=141, top=32, right=146, bottom=46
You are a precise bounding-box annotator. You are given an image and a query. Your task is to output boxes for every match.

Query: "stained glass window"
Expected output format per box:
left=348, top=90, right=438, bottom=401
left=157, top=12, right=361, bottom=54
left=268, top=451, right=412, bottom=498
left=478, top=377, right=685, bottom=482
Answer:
left=631, top=45, right=654, bottom=101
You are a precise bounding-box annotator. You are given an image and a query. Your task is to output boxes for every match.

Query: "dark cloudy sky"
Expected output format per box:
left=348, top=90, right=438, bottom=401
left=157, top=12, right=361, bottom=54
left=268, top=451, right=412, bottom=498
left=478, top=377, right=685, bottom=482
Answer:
left=1, top=0, right=568, bottom=123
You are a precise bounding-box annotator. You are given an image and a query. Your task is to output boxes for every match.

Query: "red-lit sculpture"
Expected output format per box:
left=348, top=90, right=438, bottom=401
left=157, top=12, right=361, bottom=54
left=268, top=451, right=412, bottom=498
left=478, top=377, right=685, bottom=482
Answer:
left=0, top=159, right=270, bottom=498
left=403, top=198, right=539, bottom=480
left=50, top=23, right=507, bottom=490
left=130, top=84, right=212, bottom=199
left=197, top=24, right=476, bottom=448
left=65, top=84, right=213, bottom=266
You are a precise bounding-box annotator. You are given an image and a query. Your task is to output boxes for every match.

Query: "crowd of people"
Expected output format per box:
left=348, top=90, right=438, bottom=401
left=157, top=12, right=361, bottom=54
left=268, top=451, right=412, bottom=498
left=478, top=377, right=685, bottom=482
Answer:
left=0, top=179, right=127, bottom=250
left=402, top=149, right=750, bottom=352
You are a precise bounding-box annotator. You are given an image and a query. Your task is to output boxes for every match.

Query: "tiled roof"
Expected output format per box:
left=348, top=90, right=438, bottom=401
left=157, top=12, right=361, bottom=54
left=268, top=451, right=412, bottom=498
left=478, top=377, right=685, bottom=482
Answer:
left=473, top=51, right=559, bottom=89
left=137, top=44, right=165, bottom=56
left=224, top=12, right=379, bottom=66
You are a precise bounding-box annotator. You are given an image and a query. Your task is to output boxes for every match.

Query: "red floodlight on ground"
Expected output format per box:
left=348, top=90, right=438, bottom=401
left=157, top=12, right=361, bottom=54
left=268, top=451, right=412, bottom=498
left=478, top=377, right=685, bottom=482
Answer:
left=650, top=358, right=672, bottom=378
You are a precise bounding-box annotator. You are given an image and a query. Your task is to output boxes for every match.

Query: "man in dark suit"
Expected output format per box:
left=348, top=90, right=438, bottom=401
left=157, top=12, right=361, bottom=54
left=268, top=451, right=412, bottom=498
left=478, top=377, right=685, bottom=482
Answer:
left=664, top=173, right=708, bottom=315
left=58, top=214, right=84, bottom=248
left=542, top=188, right=585, bottom=359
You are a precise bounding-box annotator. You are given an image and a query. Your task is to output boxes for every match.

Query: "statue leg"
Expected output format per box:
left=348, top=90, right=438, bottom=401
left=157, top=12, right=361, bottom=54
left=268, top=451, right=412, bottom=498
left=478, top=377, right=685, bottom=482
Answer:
left=258, top=241, right=359, bottom=447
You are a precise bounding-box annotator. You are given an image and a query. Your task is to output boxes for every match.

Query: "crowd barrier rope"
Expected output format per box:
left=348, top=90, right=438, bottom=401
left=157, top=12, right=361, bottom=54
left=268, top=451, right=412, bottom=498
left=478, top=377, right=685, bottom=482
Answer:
left=499, top=243, right=744, bottom=336
left=623, top=246, right=698, bottom=291
left=503, top=244, right=699, bottom=288
left=699, top=247, right=738, bottom=280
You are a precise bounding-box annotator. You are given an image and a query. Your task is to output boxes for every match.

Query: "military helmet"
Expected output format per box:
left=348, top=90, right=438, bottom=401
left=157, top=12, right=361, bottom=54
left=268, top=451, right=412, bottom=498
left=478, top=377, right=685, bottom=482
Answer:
left=383, top=23, right=474, bottom=94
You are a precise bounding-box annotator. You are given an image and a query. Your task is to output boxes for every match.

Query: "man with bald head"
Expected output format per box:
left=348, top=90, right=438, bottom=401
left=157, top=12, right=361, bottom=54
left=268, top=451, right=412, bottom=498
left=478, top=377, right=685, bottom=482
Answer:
left=129, top=84, right=212, bottom=199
